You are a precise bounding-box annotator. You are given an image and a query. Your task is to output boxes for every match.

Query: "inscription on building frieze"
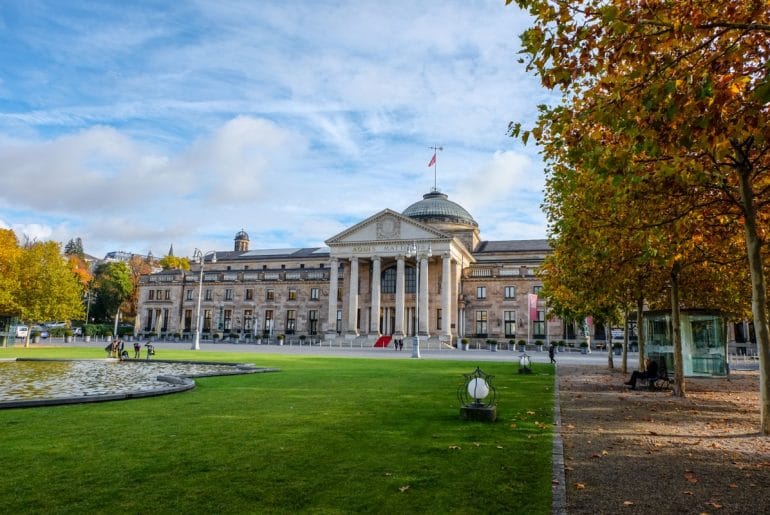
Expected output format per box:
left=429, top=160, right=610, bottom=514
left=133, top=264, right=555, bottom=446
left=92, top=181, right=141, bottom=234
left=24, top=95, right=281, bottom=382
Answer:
left=349, top=243, right=428, bottom=255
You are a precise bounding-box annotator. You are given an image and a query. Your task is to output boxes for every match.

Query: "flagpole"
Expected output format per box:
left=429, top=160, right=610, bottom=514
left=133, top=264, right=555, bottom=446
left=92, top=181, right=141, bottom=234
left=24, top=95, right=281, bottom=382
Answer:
left=428, top=145, right=442, bottom=191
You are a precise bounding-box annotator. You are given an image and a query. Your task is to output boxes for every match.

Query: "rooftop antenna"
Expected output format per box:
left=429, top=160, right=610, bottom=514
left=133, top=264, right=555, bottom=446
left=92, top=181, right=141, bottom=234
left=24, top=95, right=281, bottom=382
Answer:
left=428, top=145, right=443, bottom=192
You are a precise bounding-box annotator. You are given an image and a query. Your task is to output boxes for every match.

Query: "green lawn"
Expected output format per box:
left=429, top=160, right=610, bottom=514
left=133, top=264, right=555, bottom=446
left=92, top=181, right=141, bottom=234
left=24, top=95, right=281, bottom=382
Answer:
left=0, top=347, right=554, bottom=514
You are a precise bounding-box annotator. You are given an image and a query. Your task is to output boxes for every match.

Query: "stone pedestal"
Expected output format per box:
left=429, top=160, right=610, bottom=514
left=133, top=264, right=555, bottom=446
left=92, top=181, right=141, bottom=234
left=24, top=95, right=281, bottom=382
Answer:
left=460, top=404, right=497, bottom=422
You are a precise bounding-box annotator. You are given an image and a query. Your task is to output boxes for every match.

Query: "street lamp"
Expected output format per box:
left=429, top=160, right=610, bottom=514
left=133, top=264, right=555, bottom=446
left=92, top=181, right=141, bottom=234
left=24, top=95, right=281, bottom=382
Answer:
left=407, top=241, right=431, bottom=358
left=192, top=248, right=217, bottom=350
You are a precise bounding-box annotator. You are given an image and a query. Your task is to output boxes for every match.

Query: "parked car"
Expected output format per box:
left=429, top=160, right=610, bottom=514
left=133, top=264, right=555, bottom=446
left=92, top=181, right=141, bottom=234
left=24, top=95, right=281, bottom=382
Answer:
left=15, top=325, right=29, bottom=338
left=30, top=325, right=49, bottom=339
left=73, top=327, right=83, bottom=336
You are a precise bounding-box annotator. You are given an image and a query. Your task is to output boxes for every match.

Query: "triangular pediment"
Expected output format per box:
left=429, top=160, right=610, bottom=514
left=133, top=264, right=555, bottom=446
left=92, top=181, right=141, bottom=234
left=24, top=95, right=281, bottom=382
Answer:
left=325, top=209, right=451, bottom=245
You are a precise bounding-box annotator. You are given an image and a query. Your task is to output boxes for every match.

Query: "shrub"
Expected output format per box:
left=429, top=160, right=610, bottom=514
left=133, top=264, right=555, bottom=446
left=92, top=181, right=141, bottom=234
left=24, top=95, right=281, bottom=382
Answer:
left=517, top=339, right=526, bottom=346
left=534, top=340, right=544, bottom=346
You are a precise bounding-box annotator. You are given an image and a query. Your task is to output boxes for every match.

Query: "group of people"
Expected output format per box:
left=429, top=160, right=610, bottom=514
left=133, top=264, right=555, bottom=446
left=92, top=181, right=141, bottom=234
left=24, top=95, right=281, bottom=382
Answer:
left=105, top=339, right=156, bottom=360
left=392, top=338, right=404, bottom=351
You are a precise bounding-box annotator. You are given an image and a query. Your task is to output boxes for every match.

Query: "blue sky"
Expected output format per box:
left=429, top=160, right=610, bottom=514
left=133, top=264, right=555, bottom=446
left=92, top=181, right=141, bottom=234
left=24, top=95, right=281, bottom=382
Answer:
left=0, top=0, right=550, bottom=259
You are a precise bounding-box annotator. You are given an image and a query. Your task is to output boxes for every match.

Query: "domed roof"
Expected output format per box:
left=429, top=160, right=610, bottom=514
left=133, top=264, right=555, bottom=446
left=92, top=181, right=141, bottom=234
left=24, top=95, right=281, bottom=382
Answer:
left=402, top=190, right=477, bottom=227
left=234, top=229, right=249, bottom=241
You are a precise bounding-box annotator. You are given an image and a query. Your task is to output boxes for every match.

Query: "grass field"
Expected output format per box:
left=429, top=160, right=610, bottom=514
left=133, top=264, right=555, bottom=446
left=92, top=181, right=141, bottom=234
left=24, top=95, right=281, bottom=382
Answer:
left=0, top=347, right=554, bottom=514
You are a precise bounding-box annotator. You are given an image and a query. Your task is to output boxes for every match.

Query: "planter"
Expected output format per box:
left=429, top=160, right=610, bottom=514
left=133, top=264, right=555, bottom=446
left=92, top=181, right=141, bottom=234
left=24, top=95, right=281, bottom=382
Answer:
left=85, top=336, right=91, bottom=342
left=32, top=336, right=40, bottom=343
left=64, top=336, right=73, bottom=343
left=489, top=345, right=497, bottom=352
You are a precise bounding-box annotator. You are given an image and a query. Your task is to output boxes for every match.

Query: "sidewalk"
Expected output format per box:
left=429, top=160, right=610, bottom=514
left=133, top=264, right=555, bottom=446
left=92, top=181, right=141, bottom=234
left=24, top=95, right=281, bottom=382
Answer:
left=556, top=364, right=769, bottom=514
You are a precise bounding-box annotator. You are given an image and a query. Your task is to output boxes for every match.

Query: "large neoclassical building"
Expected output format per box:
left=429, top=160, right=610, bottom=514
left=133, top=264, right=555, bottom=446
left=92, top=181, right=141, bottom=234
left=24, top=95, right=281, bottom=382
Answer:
left=138, top=189, right=563, bottom=345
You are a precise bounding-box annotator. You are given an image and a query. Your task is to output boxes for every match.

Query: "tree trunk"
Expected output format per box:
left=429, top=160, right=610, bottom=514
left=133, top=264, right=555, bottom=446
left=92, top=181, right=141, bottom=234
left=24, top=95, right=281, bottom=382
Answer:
left=636, top=295, right=645, bottom=371
left=622, top=308, right=629, bottom=374
left=607, top=319, right=614, bottom=369
left=735, top=138, right=770, bottom=434
left=671, top=263, right=685, bottom=397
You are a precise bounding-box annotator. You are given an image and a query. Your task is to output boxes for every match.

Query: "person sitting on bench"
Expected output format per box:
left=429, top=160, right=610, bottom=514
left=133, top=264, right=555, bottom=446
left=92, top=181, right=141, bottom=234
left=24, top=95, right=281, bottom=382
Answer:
left=625, top=357, right=658, bottom=390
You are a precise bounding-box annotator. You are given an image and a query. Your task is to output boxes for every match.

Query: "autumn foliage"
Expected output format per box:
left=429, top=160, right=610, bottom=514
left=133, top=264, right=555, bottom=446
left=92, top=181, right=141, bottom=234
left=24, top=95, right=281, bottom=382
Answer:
left=510, top=0, right=770, bottom=429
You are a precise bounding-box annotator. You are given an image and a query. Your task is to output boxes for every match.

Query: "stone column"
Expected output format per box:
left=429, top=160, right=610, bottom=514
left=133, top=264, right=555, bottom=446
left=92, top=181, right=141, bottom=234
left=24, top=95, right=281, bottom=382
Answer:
left=441, top=253, right=452, bottom=341
left=418, top=256, right=429, bottom=336
left=347, top=257, right=359, bottom=336
left=394, top=255, right=405, bottom=338
left=326, top=258, right=339, bottom=337
left=370, top=256, right=381, bottom=336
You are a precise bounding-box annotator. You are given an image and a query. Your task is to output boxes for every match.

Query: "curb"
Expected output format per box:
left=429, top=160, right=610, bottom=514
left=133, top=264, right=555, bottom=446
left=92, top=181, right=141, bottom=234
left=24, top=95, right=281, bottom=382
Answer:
left=552, top=363, right=567, bottom=515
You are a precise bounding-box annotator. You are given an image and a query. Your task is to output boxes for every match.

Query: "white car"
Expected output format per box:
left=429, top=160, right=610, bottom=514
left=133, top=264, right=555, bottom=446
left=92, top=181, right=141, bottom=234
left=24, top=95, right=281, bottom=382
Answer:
left=15, top=325, right=29, bottom=338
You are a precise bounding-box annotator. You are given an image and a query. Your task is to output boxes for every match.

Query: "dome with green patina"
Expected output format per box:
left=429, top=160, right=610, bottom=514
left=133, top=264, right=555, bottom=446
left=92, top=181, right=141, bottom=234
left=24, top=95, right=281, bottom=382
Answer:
left=402, top=190, right=477, bottom=227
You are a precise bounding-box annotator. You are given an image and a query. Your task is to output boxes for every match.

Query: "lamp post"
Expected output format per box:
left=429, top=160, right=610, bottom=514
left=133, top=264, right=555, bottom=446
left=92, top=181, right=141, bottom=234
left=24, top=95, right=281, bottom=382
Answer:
left=407, top=241, right=431, bottom=359
left=192, top=248, right=217, bottom=350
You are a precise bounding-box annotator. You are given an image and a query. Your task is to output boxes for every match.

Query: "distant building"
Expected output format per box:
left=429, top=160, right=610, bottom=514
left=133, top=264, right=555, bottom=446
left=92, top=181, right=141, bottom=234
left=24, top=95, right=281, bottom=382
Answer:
left=137, top=190, right=563, bottom=345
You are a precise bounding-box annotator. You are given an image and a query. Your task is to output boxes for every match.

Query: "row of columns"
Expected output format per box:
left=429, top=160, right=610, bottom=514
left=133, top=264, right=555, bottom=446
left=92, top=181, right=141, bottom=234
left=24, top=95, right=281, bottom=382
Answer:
left=326, top=252, right=453, bottom=339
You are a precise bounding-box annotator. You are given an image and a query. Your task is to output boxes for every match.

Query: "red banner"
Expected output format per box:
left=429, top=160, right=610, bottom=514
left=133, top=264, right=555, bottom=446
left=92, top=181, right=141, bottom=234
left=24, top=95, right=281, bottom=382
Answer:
left=528, top=293, right=538, bottom=321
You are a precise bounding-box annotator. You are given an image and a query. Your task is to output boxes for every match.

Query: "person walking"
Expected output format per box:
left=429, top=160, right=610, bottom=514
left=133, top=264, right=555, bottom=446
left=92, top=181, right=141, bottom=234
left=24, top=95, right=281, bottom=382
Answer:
left=133, top=341, right=141, bottom=358
left=548, top=343, right=556, bottom=364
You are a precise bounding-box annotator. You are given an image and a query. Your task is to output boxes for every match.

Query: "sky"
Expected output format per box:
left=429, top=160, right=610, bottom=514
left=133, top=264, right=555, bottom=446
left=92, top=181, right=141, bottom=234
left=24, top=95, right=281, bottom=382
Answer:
left=0, top=0, right=552, bottom=260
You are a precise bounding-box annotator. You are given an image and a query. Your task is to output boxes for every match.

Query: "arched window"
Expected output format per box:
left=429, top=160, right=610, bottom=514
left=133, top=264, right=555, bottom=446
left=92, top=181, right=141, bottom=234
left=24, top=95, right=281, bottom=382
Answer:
left=381, top=265, right=416, bottom=294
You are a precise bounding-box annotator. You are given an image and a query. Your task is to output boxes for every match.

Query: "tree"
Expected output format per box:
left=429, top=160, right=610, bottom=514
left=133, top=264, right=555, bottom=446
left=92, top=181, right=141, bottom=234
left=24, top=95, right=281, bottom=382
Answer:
left=64, top=237, right=84, bottom=258
left=511, top=0, right=770, bottom=428
left=159, top=255, right=190, bottom=271
left=15, top=241, right=84, bottom=345
left=91, top=262, right=133, bottom=333
left=0, top=229, right=22, bottom=316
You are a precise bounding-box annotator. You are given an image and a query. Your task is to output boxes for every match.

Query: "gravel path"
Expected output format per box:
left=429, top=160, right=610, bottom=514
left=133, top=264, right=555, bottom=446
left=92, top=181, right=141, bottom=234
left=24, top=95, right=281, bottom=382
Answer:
left=557, top=364, right=770, bottom=514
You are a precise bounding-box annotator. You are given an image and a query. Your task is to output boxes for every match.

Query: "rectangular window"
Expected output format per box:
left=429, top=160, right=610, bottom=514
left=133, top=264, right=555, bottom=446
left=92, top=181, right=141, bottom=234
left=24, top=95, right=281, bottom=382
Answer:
left=477, top=286, right=487, bottom=299
left=310, top=287, right=320, bottom=300
left=533, top=309, right=546, bottom=339
left=288, top=289, right=297, bottom=301
left=504, top=286, right=516, bottom=299
left=264, top=309, right=274, bottom=335
left=266, top=289, right=275, bottom=301
left=223, top=309, right=232, bottom=330
left=225, top=288, right=233, bottom=301
left=475, top=311, right=488, bottom=337
left=203, top=309, right=212, bottom=332
left=504, top=311, right=516, bottom=338
left=184, top=309, right=192, bottom=332
left=437, top=309, right=442, bottom=331
left=164, top=290, right=170, bottom=300
left=148, top=290, right=155, bottom=300
left=308, top=310, right=318, bottom=335
left=205, top=289, right=213, bottom=301
left=245, top=288, right=254, bottom=301
left=533, top=285, right=542, bottom=295
left=337, top=287, right=343, bottom=302
left=244, top=309, right=253, bottom=331
left=336, top=309, right=343, bottom=333
left=286, top=310, right=296, bottom=334
left=144, top=308, right=153, bottom=331
left=186, top=289, right=193, bottom=301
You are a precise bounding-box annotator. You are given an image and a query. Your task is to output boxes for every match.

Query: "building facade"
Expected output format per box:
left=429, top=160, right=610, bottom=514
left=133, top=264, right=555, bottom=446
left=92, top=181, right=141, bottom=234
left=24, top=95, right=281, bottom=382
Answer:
left=137, top=190, right=563, bottom=345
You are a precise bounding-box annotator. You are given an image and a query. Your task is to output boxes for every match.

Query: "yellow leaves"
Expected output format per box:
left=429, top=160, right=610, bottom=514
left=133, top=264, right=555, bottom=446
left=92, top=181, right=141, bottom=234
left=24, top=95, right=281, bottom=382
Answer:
left=448, top=445, right=461, bottom=451
left=575, top=483, right=586, bottom=490
left=398, top=485, right=410, bottom=493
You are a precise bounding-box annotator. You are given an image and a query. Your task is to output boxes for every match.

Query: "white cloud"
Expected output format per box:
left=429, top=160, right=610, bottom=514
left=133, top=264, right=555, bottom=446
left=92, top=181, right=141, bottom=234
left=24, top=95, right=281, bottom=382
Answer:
left=0, top=1, right=549, bottom=258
